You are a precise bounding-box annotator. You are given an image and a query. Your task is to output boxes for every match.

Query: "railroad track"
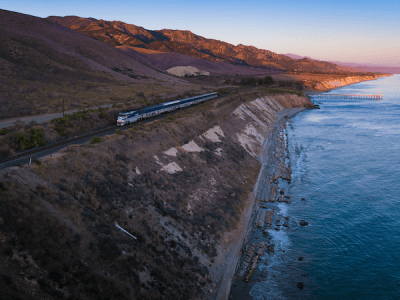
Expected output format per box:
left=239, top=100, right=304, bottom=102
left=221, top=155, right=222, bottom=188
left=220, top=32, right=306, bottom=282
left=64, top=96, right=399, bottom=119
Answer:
left=0, top=125, right=119, bottom=165
left=0, top=93, right=223, bottom=165
left=0, top=86, right=265, bottom=166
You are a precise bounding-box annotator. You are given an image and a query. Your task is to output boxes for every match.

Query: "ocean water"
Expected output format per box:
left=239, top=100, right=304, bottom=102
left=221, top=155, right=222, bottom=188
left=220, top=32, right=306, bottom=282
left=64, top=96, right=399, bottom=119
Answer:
left=250, top=74, right=400, bottom=299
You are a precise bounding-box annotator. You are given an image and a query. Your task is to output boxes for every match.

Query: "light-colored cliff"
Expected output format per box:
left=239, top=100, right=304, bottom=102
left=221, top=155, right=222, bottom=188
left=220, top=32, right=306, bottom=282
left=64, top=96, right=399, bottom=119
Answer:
left=314, top=74, right=386, bottom=91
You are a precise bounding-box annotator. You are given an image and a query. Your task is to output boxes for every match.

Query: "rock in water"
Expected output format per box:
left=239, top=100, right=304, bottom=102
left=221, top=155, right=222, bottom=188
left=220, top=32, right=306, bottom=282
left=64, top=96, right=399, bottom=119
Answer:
left=297, top=282, right=304, bottom=289
left=300, top=220, right=308, bottom=226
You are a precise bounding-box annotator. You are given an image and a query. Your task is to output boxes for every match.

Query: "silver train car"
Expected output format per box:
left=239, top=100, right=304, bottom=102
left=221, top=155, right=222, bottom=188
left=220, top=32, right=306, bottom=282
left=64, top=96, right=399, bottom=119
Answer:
left=117, top=92, right=218, bottom=126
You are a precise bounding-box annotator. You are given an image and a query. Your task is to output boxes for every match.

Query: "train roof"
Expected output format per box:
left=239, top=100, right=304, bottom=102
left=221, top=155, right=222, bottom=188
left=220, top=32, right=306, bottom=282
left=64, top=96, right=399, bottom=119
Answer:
left=118, top=110, right=136, bottom=115
left=164, top=100, right=181, bottom=106
left=178, top=92, right=217, bottom=102
left=117, top=92, right=217, bottom=116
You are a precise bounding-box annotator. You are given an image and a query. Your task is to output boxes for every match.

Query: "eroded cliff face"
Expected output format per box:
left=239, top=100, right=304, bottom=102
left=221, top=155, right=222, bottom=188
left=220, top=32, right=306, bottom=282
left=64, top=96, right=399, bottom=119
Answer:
left=0, top=91, right=313, bottom=300
left=313, top=74, right=384, bottom=91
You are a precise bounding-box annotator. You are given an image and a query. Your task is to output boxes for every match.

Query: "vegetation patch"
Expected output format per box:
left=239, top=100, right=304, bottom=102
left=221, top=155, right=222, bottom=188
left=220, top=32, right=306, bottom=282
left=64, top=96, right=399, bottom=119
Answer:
left=0, top=128, right=8, bottom=135
left=90, top=136, right=103, bottom=144
left=12, top=127, right=46, bottom=150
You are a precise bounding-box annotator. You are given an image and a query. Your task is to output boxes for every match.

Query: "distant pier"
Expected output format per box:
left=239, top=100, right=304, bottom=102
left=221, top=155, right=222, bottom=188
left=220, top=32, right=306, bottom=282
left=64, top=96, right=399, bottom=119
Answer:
left=309, top=93, right=382, bottom=100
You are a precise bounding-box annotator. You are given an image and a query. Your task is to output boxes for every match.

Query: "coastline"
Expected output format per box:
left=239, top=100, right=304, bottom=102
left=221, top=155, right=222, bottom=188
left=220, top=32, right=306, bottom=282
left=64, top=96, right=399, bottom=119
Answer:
left=221, top=74, right=392, bottom=300
left=251, top=74, right=400, bottom=299
left=304, top=73, right=391, bottom=93
left=213, top=107, right=308, bottom=300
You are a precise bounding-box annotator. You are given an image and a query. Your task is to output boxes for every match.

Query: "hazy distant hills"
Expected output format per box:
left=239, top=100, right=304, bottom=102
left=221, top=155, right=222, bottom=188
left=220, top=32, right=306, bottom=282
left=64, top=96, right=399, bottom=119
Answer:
left=47, top=16, right=359, bottom=73
left=284, top=53, right=399, bottom=74
left=330, top=62, right=400, bottom=74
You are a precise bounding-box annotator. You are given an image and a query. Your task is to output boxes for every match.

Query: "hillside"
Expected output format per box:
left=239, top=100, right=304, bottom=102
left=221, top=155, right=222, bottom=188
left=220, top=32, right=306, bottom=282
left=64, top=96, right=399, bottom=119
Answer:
left=47, top=16, right=359, bottom=73
left=118, top=45, right=281, bottom=76
left=0, top=9, right=189, bottom=119
left=0, top=88, right=314, bottom=300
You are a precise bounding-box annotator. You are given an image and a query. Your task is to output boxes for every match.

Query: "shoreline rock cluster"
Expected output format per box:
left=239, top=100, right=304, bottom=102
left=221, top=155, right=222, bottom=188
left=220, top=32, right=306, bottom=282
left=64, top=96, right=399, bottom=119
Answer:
left=229, top=108, right=309, bottom=299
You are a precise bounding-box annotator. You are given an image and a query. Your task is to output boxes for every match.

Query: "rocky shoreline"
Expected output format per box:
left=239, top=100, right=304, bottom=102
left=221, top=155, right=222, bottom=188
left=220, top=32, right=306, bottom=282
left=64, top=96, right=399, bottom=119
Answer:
left=226, top=107, right=301, bottom=300
left=211, top=107, right=308, bottom=300
left=224, top=74, right=388, bottom=299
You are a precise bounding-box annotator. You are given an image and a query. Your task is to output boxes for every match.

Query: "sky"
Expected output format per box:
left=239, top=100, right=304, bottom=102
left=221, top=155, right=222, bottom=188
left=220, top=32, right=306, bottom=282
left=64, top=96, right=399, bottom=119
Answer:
left=1, top=0, right=399, bottom=66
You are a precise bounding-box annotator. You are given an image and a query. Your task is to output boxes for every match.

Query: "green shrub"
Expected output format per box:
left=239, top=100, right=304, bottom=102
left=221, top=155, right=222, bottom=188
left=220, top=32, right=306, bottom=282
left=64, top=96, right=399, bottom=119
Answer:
left=13, top=128, right=46, bottom=150
left=100, top=111, right=107, bottom=118
left=27, top=128, right=46, bottom=147
left=51, top=110, right=92, bottom=126
left=90, top=136, right=103, bottom=144
left=0, top=128, right=8, bottom=135
left=264, top=75, right=274, bottom=85
left=13, top=132, right=34, bottom=150
left=240, top=77, right=256, bottom=86
left=56, top=126, right=67, bottom=136
left=59, top=118, right=70, bottom=126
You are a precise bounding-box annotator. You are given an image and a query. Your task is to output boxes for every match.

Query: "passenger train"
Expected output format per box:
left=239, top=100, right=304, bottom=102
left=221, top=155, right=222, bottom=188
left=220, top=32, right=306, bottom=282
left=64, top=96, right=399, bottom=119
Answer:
left=117, top=92, right=218, bottom=126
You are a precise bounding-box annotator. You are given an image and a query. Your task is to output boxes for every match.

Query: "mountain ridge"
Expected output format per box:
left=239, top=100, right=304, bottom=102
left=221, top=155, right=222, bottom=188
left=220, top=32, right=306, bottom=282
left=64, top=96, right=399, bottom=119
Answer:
left=47, top=16, right=361, bottom=73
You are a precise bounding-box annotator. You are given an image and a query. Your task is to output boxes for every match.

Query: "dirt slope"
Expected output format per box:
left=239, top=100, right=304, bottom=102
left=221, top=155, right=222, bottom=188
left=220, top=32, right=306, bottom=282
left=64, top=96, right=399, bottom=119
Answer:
left=119, top=45, right=280, bottom=76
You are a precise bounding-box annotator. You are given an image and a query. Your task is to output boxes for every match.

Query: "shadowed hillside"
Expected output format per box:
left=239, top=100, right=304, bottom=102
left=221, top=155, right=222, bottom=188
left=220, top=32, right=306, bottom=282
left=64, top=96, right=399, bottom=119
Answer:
left=0, top=10, right=186, bottom=119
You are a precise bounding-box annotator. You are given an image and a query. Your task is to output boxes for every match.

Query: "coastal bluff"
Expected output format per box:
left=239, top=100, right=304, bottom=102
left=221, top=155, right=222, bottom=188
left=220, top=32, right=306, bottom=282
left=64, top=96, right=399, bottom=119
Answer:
left=0, top=90, right=313, bottom=300
left=313, top=74, right=389, bottom=91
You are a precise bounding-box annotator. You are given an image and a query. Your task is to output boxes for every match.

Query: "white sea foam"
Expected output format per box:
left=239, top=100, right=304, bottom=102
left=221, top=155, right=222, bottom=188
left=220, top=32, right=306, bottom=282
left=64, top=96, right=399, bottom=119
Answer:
left=291, top=148, right=306, bottom=180
left=269, top=229, right=291, bottom=252
left=250, top=229, right=291, bottom=300
left=278, top=203, right=288, bottom=216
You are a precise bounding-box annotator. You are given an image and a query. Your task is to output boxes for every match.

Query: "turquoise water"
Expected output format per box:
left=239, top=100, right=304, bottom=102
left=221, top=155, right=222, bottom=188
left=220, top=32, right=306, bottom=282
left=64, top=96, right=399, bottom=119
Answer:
left=250, top=75, right=400, bottom=299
